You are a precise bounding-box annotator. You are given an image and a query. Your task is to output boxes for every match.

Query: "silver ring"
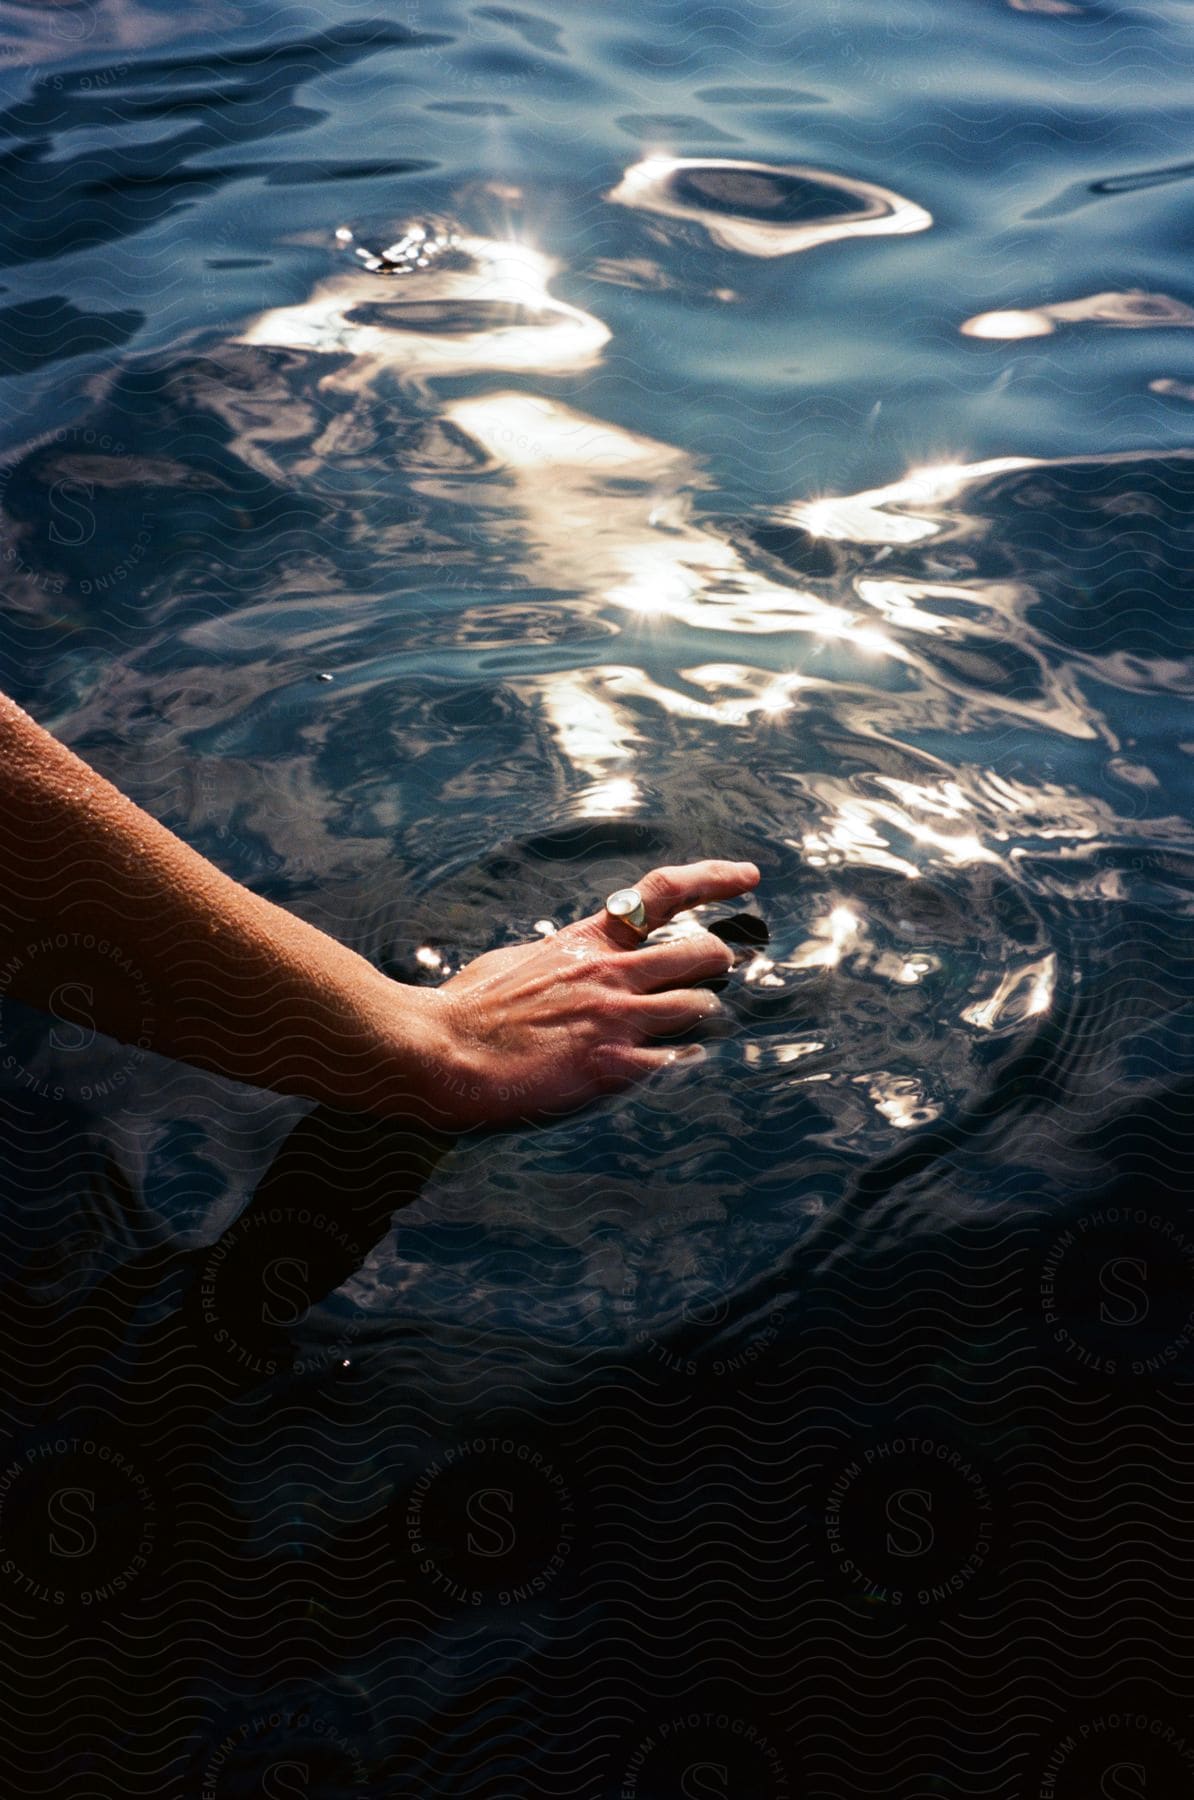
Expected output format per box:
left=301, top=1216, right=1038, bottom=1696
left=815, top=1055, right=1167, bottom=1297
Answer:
left=605, top=885, right=649, bottom=939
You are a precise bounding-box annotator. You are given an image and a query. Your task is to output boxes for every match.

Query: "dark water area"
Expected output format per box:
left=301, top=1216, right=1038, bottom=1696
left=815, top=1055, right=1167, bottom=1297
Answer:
left=2, top=0, right=1194, bottom=1794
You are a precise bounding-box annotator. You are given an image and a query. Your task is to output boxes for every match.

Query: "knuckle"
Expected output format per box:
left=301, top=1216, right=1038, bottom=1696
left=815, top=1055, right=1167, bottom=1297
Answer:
left=584, top=974, right=625, bottom=1010
left=588, top=1038, right=635, bottom=1080
left=640, top=992, right=720, bottom=1037
left=691, top=929, right=733, bottom=969
left=570, top=918, right=612, bottom=949
left=680, top=992, right=724, bottom=1026
left=574, top=987, right=629, bottom=1032
left=661, top=925, right=729, bottom=965
left=648, top=865, right=682, bottom=899
left=556, top=926, right=599, bottom=955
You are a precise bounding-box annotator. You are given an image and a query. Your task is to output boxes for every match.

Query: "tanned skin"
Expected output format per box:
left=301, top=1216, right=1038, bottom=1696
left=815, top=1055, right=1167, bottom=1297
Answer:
left=0, top=692, right=759, bottom=1131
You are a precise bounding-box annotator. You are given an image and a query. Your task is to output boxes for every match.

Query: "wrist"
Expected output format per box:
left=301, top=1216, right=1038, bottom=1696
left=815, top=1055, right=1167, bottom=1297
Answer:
left=159, top=895, right=442, bottom=1119
left=279, top=947, right=463, bottom=1126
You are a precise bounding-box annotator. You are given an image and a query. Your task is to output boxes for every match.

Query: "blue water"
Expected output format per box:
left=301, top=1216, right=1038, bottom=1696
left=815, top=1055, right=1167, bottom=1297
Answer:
left=3, top=1, right=1194, bottom=1794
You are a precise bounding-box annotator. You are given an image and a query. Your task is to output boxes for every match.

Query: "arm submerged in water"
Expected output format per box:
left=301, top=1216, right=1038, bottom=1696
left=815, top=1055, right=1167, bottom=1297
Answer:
left=0, top=692, right=758, bottom=1129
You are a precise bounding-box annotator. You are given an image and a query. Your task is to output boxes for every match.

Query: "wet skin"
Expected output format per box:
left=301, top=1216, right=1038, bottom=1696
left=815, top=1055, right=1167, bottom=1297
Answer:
left=0, top=691, right=758, bottom=1131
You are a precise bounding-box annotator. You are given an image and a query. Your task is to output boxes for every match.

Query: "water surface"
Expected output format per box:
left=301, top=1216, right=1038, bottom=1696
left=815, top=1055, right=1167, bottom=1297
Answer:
left=2, top=2, right=1194, bottom=1795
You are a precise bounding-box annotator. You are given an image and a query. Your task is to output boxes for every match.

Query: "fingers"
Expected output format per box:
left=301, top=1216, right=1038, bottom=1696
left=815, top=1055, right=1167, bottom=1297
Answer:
left=603, top=912, right=654, bottom=951
left=617, top=930, right=733, bottom=991
left=628, top=988, right=724, bottom=1036
left=588, top=1039, right=706, bottom=1093
left=580, top=859, right=760, bottom=949
left=634, top=860, right=759, bottom=931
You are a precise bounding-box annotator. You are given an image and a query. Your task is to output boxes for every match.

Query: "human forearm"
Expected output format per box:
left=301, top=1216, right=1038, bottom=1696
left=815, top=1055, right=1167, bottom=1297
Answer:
left=0, top=690, right=760, bottom=1127
left=0, top=692, right=443, bottom=1109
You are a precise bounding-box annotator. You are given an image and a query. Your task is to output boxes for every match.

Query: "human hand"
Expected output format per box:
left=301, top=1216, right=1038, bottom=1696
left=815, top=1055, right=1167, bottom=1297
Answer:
left=410, top=858, right=760, bottom=1129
